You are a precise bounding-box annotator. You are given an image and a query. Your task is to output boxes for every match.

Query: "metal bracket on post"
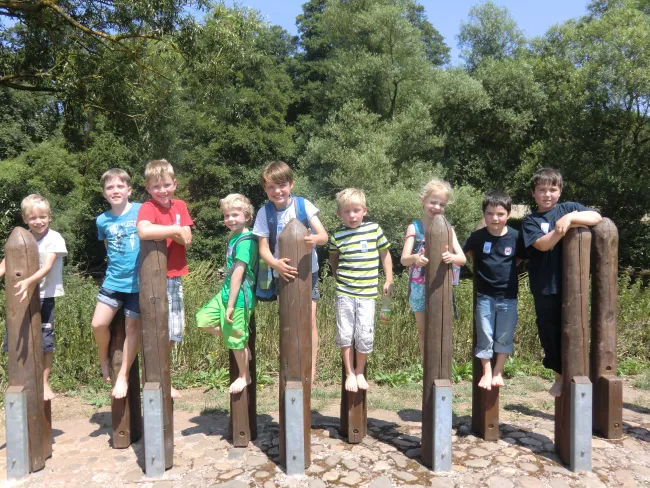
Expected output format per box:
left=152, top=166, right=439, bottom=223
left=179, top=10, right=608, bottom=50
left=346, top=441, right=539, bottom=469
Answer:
left=432, top=379, right=452, bottom=472
left=5, top=386, right=29, bottom=481
left=144, top=382, right=166, bottom=478
left=570, top=376, right=592, bottom=473
left=284, top=381, right=305, bottom=476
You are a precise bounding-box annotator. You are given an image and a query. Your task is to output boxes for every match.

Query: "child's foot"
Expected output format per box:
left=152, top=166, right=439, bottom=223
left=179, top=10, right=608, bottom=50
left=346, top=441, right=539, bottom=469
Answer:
left=171, top=386, right=183, bottom=399
left=491, top=373, right=504, bottom=388
left=112, top=375, right=129, bottom=399
left=478, top=372, right=492, bottom=390
left=229, top=376, right=251, bottom=394
left=101, top=360, right=111, bottom=383
left=549, top=380, right=562, bottom=397
left=356, top=374, right=369, bottom=390
left=345, top=374, right=358, bottom=392
left=44, top=383, right=56, bottom=401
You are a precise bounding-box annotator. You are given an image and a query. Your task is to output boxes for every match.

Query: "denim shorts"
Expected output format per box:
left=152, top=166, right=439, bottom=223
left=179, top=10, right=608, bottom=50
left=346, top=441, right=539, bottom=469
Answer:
left=3, top=297, right=56, bottom=353
left=311, top=272, right=320, bottom=301
left=97, top=287, right=141, bottom=319
left=475, top=293, right=518, bottom=359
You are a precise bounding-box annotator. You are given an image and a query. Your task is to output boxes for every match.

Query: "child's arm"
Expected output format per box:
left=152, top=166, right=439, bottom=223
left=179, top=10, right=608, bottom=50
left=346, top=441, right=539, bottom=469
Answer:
left=442, top=229, right=466, bottom=266
left=304, top=215, right=328, bottom=248
left=182, top=226, right=192, bottom=249
left=137, top=220, right=186, bottom=244
left=379, top=249, right=394, bottom=296
left=225, top=260, right=247, bottom=323
left=0, top=258, right=5, bottom=279
left=532, top=210, right=602, bottom=252
left=400, top=224, right=429, bottom=267
left=14, top=252, right=56, bottom=302
left=329, top=251, right=339, bottom=277
left=258, top=236, right=298, bottom=281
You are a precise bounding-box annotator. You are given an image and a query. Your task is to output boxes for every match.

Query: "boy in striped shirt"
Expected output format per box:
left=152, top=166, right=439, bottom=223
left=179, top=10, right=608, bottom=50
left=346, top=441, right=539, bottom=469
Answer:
left=329, top=189, right=394, bottom=392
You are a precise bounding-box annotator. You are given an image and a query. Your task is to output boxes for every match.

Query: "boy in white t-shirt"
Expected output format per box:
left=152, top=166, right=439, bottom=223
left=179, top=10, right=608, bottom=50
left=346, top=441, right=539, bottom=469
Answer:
left=1, top=194, right=68, bottom=401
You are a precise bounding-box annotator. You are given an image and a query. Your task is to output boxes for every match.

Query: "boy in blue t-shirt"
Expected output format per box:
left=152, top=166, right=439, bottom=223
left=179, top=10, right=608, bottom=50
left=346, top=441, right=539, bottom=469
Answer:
left=521, top=168, right=601, bottom=397
left=91, top=168, right=142, bottom=399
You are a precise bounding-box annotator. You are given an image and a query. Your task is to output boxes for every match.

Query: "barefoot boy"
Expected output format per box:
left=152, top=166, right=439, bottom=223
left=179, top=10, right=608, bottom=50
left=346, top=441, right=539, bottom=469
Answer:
left=328, top=189, right=393, bottom=392
left=1, top=194, right=67, bottom=401
left=463, top=191, right=526, bottom=390
left=196, top=194, right=258, bottom=393
left=137, top=159, right=193, bottom=399
left=91, top=169, right=141, bottom=399
left=521, top=168, right=601, bottom=397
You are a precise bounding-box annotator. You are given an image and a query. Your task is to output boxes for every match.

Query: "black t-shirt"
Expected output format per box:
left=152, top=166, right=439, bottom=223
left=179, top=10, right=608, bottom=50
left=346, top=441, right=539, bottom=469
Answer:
left=463, top=226, right=525, bottom=299
left=521, top=201, right=589, bottom=295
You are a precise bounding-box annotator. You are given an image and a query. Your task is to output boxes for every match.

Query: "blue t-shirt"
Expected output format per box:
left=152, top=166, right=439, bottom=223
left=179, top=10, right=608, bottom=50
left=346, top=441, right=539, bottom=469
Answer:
left=97, top=202, right=142, bottom=293
left=521, top=201, right=589, bottom=296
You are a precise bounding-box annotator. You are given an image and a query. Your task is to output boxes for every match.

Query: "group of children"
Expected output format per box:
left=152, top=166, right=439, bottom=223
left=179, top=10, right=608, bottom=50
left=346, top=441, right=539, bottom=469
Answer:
left=0, top=160, right=601, bottom=400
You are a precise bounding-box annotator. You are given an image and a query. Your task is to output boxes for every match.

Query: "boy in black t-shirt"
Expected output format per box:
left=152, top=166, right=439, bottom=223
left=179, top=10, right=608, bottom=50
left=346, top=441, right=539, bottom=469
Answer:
left=464, top=191, right=526, bottom=390
left=521, top=168, right=602, bottom=397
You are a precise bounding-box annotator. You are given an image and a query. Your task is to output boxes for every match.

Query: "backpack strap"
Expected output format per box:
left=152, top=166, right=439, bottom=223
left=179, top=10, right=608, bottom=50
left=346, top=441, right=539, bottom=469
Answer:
left=265, top=201, right=277, bottom=255
left=226, top=233, right=256, bottom=314
left=413, top=219, right=424, bottom=253
left=295, top=196, right=311, bottom=230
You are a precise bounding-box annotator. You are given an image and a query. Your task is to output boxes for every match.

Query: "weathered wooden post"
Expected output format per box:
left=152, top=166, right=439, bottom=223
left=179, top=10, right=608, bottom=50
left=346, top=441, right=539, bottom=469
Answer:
left=278, top=219, right=312, bottom=474
left=229, top=314, right=257, bottom=447
left=109, top=309, right=142, bottom=448
left=339, top=347, right=367, bottom=443
left=556, top=227, right=592, bottom=471
left=470, top=219, right=500, bottom=441
left=590, top=219, right=622, bottom=439
left=139, top=240, right=173, bottom=472
left=422, top=215, right=453, bottom=471
left=4, top=227, right=51, bottom=477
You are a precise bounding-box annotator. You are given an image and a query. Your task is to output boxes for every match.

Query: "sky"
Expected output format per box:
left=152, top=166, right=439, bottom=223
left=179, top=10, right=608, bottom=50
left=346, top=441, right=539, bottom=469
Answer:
left=226, top=0, right=591, bottom=62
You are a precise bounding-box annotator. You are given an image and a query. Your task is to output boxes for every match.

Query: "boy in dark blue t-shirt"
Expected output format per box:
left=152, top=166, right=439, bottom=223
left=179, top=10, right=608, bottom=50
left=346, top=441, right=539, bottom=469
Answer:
left=464, top=191, right=526, bottom=390
left=521, top=168, right=601, bottom=397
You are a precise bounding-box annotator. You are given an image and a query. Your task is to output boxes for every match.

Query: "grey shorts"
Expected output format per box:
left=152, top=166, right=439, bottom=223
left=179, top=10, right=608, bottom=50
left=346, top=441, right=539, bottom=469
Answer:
left=335, top=295, right=375, bottom=354
left=2, top=297, right=55, bottom=353
left=167, top=277, right=185, bottom=343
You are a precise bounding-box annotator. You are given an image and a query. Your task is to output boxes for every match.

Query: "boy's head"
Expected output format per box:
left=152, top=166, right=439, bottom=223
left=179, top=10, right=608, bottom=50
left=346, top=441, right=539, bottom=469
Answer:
left=482, top=190, right=511, bottom=234
left=335, top=188, right=367, bottom=229
left=530, top=168, right=562, bottom=212
left=220, top=193, right=254, bottom=232
left=21, top=194, right=51, bottom=237
left=100, top=168, right=132, bottom=208
left=260, top=160, right=294, bottom=209
left=420, top=178, right=453, bottom=218
left=144, top=159, right=177, bottom=208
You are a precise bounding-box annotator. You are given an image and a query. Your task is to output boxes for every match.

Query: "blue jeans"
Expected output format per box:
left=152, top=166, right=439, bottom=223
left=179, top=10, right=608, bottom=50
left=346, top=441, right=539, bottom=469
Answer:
left=475, top=294, right=518, bottom=359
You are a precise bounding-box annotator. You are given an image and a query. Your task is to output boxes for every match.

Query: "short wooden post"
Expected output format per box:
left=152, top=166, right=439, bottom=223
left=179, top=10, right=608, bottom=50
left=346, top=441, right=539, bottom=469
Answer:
left=469, top=219, right=499, bottom=441
left=229, top=313, right=257, bottom=447
left=139, top=240, right=173, bottom=470
left=109, top=308, right=142, bottom=448
left=556, top=227, right=591, bottom=465
left=590, top=218, right=623, bottom=439
left=421, top=215, right=453, bottom=468
left=278, top=219, right=312, bottom=471
left=4, top=227, right=50, bottom=472
left=339, top=347, right=367, bottom=443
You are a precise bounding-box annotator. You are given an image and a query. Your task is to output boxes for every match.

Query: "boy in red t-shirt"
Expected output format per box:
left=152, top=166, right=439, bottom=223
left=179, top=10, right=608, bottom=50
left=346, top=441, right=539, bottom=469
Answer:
left=137, top=159, right=193, bottom=399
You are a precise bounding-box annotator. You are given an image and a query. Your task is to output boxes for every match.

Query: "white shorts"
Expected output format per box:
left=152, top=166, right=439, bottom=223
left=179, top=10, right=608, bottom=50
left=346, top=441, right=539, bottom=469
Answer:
left=335, top=295, right=376, bottom=354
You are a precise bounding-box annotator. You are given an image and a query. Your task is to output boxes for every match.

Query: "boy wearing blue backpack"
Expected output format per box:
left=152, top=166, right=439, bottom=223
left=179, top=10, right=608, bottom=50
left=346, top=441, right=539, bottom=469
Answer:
left=196, top=194, right=258, bottom=393
left=252, top=161, right=328, bottom=382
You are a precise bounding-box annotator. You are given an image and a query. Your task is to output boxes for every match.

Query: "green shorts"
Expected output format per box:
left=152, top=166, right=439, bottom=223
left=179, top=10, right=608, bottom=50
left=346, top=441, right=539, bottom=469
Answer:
left=195, top=294, right=250, bottom=350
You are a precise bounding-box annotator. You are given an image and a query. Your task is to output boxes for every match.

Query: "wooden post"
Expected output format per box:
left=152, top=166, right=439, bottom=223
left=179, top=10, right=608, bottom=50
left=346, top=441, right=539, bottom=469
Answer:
left=339, top=347, right=367, bottom=443
left=109, top=308, right=142, bottom=448
left=4, top=227, right=50, bottom=472
left=556, top=227, right=591, bottom=465
left=278, top=219, right=312, bottom=470
left=229, top=313, right=257, bottom=447
left=421, top=215, right=453, bottom=466
left=590, top=218, right=622, bottom=439
left=139, top=240, right=173, bottom=470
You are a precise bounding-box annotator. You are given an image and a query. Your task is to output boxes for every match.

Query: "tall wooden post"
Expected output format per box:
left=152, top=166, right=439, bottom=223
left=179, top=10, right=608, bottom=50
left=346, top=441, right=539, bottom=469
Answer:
left=590, top=218, right=622, bottom=439
left=340, top=347, right=367, bottom=443
left=278, top=219, right=312, bottom=470
left=4, top=227, right=50, bottom=472
left=421, top=215, right=453, bottom=466
left=139, top=240, right=173, bottom=469
left=229, top=313, right=257, bottom=447
left=556, top=227, right=591, bottom=464
left=109, top=309, right=142, bottom=448
left=470, top=220, right=500, bottom=441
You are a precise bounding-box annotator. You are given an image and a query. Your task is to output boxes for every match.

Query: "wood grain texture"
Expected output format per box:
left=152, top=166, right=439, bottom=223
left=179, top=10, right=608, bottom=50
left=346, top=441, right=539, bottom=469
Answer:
left=229, top=314, right=256, bottom=447
left=340, top=348, right=367, bottom=443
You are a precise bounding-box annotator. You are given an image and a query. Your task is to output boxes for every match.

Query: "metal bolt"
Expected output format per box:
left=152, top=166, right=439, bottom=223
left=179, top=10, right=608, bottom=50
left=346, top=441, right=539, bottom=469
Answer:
left=581, top=450, right=585, bottom=457
left=581, top=392, right=586, bottom=398
left=441, top=453, right=445, bottom=458
left=442, top=395, right=446, bottom=401
left=150, top=397, right=153, bottom=404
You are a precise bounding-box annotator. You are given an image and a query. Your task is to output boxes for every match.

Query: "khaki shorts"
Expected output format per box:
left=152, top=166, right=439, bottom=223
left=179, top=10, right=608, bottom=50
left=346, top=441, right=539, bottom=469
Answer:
left=335, top=295, right=376, bottom=354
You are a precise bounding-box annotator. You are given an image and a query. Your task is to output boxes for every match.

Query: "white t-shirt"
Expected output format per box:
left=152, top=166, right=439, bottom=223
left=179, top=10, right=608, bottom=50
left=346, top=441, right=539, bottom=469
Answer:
left=35, top=229, right=67, bottom=298
left=252, top=197, right=319, bottom=274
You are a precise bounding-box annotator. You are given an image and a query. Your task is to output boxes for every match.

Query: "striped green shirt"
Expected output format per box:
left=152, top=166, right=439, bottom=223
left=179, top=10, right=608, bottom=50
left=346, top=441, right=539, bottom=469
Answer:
left=328, top=221, right=390, bottom=298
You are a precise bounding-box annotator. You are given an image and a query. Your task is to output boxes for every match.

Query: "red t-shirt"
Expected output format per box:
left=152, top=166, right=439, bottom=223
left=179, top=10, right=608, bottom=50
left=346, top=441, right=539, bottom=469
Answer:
left=137, top=199, right=194, bottom=278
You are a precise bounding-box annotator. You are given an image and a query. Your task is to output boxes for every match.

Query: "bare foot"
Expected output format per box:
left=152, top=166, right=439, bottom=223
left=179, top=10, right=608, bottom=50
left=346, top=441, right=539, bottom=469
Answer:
left=549, top=380, right=562, bottom=397
left=171, top=386, right=183, bottom=399
left=478, top=372, right=492, bottom=390
left=345, top=374, right=358, bottom=392
left=44, top=383, right=55, bottom=401
left=229, top=376, right=251, bottom=394
left=112, top=375, right=128, bottom=399
left=101, top=360, right=111, bottom=383
left=491, top=373, right=505, bottom=387
left=356, top=374, right=369, bottom=390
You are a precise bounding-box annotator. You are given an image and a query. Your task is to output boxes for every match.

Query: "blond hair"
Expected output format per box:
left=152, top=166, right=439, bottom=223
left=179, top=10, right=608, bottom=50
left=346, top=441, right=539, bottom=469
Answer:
left=220, top=193, right=254, bottom=223
left=144, top=159, right=175, bottom=184
left=260, top=160, right=293, bottom=186
left=421, top=178, right=453, bottom=204
left=335, top=188, right=366, bottom=210
left=21, top=194, right=51, bottom=217
left=100, top=168, right=132, bottom=188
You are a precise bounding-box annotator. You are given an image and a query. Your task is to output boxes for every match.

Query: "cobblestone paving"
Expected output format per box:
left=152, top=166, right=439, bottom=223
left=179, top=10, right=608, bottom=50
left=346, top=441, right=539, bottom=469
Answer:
left=0, top=397, right=649, bottom=487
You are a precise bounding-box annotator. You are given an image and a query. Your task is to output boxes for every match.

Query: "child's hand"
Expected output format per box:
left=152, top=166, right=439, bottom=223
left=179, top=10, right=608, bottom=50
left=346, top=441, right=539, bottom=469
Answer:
left=383, top=281, right=395, bottom=297
left=226, top=306, right=234, bottom=324
left=441, top=245, right=454, bottom=264
left=304, top=229, right=317, bottom=249
left=274, top=258, right=298, bottom=281
left=414, top=248, right=429, bottom=267
left=14, top=279, right=30, bottom=302
left=555, top=212, right=576, bottom=236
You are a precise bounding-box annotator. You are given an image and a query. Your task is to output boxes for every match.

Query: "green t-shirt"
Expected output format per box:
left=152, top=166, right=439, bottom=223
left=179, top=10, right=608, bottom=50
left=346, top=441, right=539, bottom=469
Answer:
left=221, top=230, right=258, bottom=309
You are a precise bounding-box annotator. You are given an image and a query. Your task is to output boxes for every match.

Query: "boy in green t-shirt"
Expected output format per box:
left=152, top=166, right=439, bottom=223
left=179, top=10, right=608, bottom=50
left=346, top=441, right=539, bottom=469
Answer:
left=196, top=194, right=258, bottom=393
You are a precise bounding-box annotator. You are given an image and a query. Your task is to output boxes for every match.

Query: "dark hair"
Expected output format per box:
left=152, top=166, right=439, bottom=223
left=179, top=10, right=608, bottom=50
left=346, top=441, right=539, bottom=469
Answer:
left=530, top=167, right=563, bottom=191
left=260, top=160, right=293, bottom=186
left=482, top=190, right=512, bottom=213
